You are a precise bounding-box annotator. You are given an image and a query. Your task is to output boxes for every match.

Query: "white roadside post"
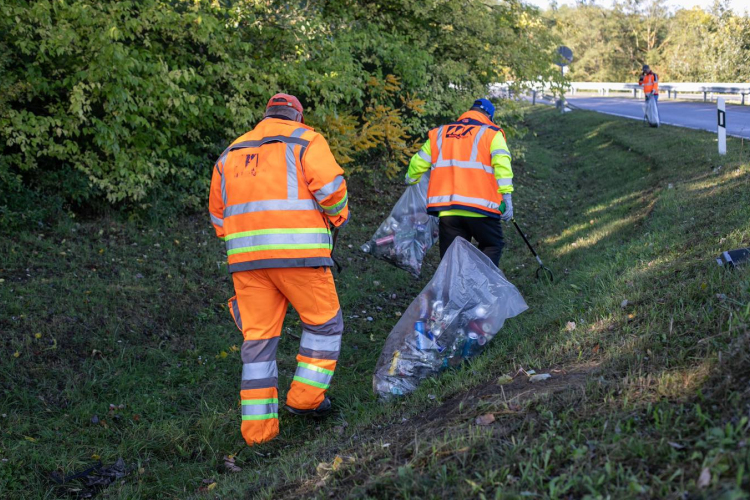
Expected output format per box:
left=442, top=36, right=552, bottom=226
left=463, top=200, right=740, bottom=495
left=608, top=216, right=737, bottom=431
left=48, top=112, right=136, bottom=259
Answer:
left=718, top=97, right=727, bottom=156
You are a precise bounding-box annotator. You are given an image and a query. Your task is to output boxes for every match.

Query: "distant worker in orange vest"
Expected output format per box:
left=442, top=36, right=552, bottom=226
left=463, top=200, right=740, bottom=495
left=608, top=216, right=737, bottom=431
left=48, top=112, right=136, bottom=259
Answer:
left=208, top=93, right=349, bottom=446
left=405, top=99, right=514, bottom=266
left=639, top=65, right=659, bottom=102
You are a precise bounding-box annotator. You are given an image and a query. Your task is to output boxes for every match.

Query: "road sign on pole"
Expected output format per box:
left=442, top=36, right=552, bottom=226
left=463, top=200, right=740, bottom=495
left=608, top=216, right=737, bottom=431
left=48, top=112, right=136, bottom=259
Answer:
left=718, top=97, right=727, bottom=155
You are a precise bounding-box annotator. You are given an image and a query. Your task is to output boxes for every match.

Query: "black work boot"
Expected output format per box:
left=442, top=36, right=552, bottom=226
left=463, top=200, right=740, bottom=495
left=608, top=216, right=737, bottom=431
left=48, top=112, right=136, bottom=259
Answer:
left=284, top=397, right=332, bottom=417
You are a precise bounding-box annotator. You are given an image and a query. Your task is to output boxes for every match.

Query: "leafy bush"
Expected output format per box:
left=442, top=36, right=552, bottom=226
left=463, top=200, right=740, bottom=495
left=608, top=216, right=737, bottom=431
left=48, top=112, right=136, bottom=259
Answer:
left=0, top=0, right=562, bottom=223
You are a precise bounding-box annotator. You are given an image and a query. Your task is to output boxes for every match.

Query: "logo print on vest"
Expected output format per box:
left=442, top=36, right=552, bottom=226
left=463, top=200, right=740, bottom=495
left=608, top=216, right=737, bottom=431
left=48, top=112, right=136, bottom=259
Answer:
left=245, top=153, right=259, bottom=176
left=445, top=125, right=477, bottom=139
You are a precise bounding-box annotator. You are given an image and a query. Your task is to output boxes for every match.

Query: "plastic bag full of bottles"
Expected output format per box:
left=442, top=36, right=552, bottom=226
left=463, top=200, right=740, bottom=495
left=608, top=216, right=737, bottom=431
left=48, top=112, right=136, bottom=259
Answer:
left=361, top=174, right=439, bottom=277
left=373, top=237, right=529, bottom=399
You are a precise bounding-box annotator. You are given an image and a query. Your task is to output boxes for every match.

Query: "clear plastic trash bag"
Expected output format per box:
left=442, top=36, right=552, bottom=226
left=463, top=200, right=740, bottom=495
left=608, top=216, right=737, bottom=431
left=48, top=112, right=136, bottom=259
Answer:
left=361, top=173, right=439, bottom=277
left=373, top=237, right=529, bottom=399
left=645, top=96, right=660, bottom=127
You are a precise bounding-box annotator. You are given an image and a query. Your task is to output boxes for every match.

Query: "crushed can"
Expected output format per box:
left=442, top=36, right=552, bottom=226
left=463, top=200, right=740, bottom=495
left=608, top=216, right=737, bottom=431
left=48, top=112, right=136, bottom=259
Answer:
left=462, top=332, right=480, bottom=358
left=415, top=320, right=427, bottom=350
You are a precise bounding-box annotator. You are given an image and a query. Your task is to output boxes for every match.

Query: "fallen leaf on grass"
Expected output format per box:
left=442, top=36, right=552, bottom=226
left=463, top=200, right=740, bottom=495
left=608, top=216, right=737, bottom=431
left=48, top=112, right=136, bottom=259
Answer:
left=620, top=299, right=629, bottom=309
left=698, top=467, right=711, bottom=488
left=592, top=344, right=600, bottom=354
left=668, top=442, right=685, bottom=450
left=13, top=351, right=20, bottom=358
left=475, top=414, right=495, bottom=426
left=565, top=321, right=576, bottom=332
left=24, top=436, right=37, bottom=442
left=497, top=375, right=513, bottom=385
left=223, top=455, right=242, bottom=473
left=316, top=455, right=355, bottom=475
left=529, top=374, right=552, bottom=383
left=197, top=478, right=216, bottom=493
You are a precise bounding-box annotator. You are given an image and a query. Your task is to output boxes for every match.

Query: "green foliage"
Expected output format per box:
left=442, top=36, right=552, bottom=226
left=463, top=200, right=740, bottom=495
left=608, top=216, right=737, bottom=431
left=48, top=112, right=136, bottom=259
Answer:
left=4, top=107, right=750, bottom=498
left=0, top=0, right=561, bottom=221
left=548, top=0, right=750, bottom=82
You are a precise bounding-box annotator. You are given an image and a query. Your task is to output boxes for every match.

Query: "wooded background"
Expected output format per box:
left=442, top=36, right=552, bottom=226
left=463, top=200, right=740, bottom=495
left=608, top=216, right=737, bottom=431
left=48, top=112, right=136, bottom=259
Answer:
left=2, top=0, right=748, bottom=228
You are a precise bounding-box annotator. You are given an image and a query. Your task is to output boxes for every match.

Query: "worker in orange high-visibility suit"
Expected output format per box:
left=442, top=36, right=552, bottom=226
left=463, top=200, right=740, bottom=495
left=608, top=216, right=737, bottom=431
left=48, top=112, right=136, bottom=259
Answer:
left=208, top=93, right=349, bottom=446
left=639, top=65, right=659, bottom=102
left=405, top=98, right=513, bottom=266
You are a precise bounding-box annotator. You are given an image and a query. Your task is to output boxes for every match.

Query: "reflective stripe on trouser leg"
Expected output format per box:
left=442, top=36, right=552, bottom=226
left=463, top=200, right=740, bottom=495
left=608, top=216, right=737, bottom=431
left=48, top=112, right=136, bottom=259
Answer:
left=240, top=336, right=281, bottom=445
left=287, top=309, right=343, bottom=410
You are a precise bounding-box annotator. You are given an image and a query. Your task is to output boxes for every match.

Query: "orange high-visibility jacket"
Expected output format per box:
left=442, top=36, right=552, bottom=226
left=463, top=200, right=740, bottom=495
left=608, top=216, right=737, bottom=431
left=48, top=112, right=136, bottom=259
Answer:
left=426, top=110, right=506, bottom=218
left=640, top=72, right=659, bottom=95
left=208, top=118, right=349, bottom=273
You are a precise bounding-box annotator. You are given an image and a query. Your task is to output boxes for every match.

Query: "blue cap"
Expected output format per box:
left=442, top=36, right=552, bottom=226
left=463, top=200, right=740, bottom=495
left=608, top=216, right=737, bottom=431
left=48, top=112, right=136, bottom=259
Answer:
left=471, top=98, right=495, bottom=120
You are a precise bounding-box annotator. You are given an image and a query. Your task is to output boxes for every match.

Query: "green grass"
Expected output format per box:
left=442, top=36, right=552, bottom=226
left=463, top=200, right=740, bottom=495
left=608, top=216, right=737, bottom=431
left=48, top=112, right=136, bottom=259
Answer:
left=2, top=107, right=750, bottom=499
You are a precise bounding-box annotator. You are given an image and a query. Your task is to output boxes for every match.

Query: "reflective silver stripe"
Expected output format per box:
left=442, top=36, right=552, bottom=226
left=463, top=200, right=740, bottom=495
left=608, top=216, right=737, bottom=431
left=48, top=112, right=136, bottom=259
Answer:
left=294, top=366, right=333, bottom=386
left=302, top=310, right=344, bottom=336
left=242, top=337, right=280, bottom=363
left=242, top=403, right=279, bottom=416
left=417, top=150, right=431, bottom=162
left=469, top=126, right=487, bottom=162
left=427, top=194, right=500, bottom=210
left=286, top=143, right=298, bottom=200
left=228, top=257, right=334, bottom=273
left=242, top=360, right=278, bottom=381
left=231, top=298, right=243, bottom=331
left=315, top=175, right=344, bottom=202
left=435, top=126, right=444, bottom=162
left=225, top=232, right=331, bottom=251
left=241, top=378, right=277, bottom=390
left=218, top=152, right=229, bottom=169
left=223, top=199, right=318, bottom=217
left=432, top=159, right=494, bottom=175
left=290, top=128, right=307, bottom=139
left=220, top=166, right=227, bottom=205
left=491, top=148, right=511, bottom=158
left=496, top=178, right=513, bottom=187
left=210, top=213, right=224, bottom=227
left=405, top=174, right=419, bottom=185
left=321, top=192, right=347, bottom=216
left=300, top=331, right=341, bottom=353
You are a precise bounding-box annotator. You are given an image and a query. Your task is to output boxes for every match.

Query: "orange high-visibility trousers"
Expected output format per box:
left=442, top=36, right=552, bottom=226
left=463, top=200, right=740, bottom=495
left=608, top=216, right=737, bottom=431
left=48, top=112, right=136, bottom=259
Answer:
left=228, top=266, right=343, bottom=446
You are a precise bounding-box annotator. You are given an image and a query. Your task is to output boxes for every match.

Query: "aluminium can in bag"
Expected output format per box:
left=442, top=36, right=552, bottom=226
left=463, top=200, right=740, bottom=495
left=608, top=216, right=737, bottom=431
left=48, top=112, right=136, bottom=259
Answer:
left=373, top=237, right=529, bottom=399
left=360, top=173, right=439, bottom=277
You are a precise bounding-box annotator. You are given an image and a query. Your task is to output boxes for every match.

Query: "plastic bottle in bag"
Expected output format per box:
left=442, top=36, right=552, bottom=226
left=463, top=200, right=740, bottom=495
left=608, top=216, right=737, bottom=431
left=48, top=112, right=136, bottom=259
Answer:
left=361, top=174, right=439, bottom=276
left=373, top=237, right=529, bottom=399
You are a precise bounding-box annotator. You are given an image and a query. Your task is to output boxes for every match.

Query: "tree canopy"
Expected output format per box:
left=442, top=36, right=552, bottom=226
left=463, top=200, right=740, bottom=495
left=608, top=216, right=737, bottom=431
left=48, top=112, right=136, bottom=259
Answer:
left=0, top=0, right=562, bottom=225
left=548, top=0, right=750, bottom=82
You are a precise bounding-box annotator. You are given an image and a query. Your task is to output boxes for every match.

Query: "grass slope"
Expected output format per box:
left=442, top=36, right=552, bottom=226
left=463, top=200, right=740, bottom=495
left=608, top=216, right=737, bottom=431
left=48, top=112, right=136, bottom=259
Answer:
left=2, top=107, right=750, bottom=499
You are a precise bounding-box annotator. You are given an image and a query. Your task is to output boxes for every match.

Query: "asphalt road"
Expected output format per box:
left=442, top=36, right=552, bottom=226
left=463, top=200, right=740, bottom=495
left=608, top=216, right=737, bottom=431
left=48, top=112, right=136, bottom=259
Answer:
left=542, top=96, right=750, bottom=139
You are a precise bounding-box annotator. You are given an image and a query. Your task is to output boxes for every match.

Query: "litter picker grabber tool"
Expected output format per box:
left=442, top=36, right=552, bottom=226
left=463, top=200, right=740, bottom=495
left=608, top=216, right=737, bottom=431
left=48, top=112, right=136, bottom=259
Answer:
left=510, top=218, right=553, bottom=282
left=331, top=227, right=343, bottom=274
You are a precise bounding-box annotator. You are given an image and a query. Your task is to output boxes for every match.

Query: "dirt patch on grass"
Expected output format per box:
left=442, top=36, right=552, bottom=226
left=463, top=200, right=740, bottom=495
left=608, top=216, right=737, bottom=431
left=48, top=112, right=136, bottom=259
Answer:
left=274, top=364, right=598, bottom=499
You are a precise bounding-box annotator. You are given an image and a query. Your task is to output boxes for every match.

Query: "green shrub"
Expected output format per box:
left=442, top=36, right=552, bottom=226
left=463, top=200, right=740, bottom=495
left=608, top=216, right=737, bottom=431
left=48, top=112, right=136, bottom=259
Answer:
left=0, top=0, right=562, bottom=221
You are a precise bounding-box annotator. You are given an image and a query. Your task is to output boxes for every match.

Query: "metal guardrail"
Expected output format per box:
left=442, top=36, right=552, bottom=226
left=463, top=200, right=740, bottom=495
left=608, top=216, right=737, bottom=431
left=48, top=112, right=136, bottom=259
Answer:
left=569, top=81, right=750, bottom=104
